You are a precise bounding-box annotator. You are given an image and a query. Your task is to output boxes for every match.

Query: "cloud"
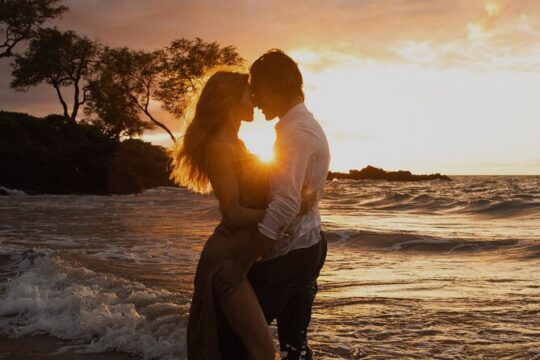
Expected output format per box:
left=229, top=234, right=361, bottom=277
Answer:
left=467, top=1, right=506, bottom=39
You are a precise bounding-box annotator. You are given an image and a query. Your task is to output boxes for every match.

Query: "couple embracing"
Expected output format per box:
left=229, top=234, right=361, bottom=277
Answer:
left=170, top=49, right=330, bottom=360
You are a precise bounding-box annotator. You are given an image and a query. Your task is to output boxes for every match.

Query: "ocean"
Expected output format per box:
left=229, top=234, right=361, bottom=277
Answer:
left=1, top=176, right=539, bottom=359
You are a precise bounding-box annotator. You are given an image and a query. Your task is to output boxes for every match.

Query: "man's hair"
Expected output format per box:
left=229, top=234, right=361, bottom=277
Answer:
left=250, top=49, right=304, bottom=101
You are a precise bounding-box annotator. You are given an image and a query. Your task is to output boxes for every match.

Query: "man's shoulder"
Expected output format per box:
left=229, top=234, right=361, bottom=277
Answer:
left=277, top=104, right=327, bottom=144
left=290, top=113, right=325, bottom=139
left=283, top=106, right=318, bottom=128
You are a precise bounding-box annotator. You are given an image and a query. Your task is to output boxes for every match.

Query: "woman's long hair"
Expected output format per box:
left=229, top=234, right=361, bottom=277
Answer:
left=169, top=71, right=249, bottom=194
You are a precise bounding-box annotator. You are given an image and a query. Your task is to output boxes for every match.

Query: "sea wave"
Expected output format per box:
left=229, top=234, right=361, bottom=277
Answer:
left=322, top=185, right=540, bottom=219
left=459, top=199, right=540, bottom=218
left=323, top=229, right=528, bottom=254
left=0, top=248, right=188, bottom=360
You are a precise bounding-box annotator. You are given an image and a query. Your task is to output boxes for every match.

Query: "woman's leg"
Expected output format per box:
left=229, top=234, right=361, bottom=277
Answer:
left=219, top=279, right=275, bottom=360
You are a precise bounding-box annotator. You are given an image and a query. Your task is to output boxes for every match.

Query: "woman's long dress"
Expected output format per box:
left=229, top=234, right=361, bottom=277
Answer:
left=186, top=140, right=269, bottom=359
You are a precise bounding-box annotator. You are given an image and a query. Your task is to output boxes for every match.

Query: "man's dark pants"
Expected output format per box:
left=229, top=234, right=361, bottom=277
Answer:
left=220, top=232, right=327, bottom=359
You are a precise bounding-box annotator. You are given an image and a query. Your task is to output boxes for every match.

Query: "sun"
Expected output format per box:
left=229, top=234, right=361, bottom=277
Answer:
left=252, top=144, right=275, bottom=163
left=238, top=112, right=277, bottom=164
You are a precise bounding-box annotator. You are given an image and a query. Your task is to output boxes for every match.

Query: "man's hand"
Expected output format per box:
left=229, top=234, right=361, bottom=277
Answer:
left=300, top=188, right=317, bottom=216
left=214, top=259, right=249, bottom=296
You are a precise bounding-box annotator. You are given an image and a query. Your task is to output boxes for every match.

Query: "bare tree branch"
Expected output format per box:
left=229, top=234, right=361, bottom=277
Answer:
left=53, top=83, right=69, bottom=119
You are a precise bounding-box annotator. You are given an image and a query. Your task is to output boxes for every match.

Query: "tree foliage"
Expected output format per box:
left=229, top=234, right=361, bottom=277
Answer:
left=86, top=38, right=243, bottom=143
left=8, top=20, right=243, bottom=142
left=86, top=47, right=169, bottom=140
left=10, top=27, right=99, bottom=122
left=0, top=0, right=67, bottom=58
left=157, top=38, right=243, bottom=120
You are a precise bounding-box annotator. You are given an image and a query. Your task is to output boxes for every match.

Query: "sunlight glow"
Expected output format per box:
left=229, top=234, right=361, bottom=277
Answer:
left=238, top=111, right=277, bottom=164
left=252, top=146, right=275, bottom=163
left=143, top=46, right=540, bottom=175
left=290, top=48, right=540, bottom=174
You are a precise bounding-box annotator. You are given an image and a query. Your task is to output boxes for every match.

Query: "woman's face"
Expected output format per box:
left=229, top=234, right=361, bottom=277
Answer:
left=233, top=86, right=255, bottom=122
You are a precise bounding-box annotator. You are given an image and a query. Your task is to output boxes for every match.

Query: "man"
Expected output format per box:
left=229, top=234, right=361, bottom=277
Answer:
left=219, top=49, right=330, bottom=359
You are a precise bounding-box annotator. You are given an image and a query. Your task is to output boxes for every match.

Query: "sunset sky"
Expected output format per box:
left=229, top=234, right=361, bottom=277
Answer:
left=1, top=0, right=539, bottom=174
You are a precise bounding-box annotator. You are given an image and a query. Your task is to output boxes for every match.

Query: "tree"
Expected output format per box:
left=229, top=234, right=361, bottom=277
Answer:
left=0, top=0, right=67, bottom=58
left=84, top=60, right=154, bottom=141
left=87, top=47, right=174, bottom=141
left=10, top=28, right=99, bottom=122
left=87, top=38, right=243, bottom=143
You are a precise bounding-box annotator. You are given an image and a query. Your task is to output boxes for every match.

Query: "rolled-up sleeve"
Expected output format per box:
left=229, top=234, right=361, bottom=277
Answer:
left=258, top=126, right=313, bottom=240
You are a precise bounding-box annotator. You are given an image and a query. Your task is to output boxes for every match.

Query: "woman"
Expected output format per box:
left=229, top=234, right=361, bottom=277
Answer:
left=170, top=71, right=313, bottom=359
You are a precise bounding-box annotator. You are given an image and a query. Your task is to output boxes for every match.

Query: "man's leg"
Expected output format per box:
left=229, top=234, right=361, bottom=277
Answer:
left=248, top=257, right=282, bottom=324
left=247, top=233, right=327, bottom=359
left=275, top=278, right=317, bottom=359
left=275, top=234, right=327, bottom=360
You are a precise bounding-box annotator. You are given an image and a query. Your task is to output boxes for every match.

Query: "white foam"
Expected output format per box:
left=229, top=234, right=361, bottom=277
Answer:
left=0, top=186, right=27, bottom=196
left=0, top=254, right=188, bottom=359
left=391, top=238, right=450, bottom=251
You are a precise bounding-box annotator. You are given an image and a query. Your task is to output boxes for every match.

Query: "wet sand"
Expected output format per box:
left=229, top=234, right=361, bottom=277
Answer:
left=0, top=335, right=141, bottom=359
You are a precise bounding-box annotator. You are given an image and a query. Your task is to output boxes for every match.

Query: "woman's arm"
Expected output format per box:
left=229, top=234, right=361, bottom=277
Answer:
left=206, top=140, right=265, bottom=228
left=224, top=206, right=265, bottom=228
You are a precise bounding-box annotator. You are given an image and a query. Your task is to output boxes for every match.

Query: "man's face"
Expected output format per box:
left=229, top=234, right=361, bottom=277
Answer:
left=250, top=83, right=279, bottom=120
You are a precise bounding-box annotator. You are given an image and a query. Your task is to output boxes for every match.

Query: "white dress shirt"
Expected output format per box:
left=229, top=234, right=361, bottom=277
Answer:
left=258, top=103, right=330, bottom=261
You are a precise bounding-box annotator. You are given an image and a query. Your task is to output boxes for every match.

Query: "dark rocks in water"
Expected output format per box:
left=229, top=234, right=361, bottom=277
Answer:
left=0, top=111, right=175, bottom=195
left=328, top=165, right=451, bottom=182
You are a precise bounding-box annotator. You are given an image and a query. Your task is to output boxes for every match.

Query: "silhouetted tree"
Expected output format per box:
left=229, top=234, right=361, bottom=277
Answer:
left=0, top=111, right=174, bottom=195
left=10, top=28, right=99, bottom=122
left=0, top=0, right=67, bottom=58
left=87, top=47, right=171, bottom=141
left=87, top=38, right=243, bottom=143
left=85, top=59, right=154, bottom=141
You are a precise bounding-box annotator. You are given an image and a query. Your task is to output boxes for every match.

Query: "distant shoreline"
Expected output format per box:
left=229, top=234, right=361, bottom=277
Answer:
left=328, top=166, right=452, bottom=182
